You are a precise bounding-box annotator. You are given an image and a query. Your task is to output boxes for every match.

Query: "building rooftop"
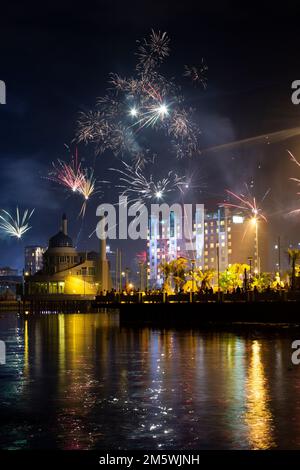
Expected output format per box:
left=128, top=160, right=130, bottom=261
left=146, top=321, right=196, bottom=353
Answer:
left=49, top=231, right=73, bottom=248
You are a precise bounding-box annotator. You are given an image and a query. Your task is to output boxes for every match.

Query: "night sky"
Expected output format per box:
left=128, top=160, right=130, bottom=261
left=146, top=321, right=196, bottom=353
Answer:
left=1, top=1, right=300, bottom=272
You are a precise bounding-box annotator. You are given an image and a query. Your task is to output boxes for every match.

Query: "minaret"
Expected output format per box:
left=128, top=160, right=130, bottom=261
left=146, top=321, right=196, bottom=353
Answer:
left=62, top=213, right=68, bottom=235
left=98, top=216, right=111, bottom=292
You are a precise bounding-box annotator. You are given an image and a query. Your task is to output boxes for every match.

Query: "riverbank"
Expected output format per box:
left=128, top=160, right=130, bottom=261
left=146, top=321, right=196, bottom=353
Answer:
left=3, top=297, right=299, bottom=328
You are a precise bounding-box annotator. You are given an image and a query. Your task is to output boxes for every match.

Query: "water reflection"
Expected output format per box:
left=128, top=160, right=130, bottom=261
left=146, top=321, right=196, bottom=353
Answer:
left=0, top=313, right=299, bottom=449
left=244, top=340, right=274, bottom=449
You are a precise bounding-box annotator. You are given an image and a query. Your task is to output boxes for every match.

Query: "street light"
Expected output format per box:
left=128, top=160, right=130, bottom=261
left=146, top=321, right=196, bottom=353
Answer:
left=191, top=259, right=196, bottom=294
left=251, top=216, right=260, bottom=275
left=248, top=256, right=253, bottom=278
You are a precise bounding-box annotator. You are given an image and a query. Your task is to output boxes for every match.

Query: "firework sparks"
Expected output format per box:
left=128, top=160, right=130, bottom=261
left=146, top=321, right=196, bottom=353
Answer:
left=48, top=149, right=84, bottom=193
left=222, top=186, right=269, bottom=222
left=136, top=29, right=170, bottom=72
left=76, top=30, right=202, bottom=160
left=78, top=169, right=98, bottom=217
left=0, top=207, right=34, bottom=239
left=184, top=60, right=208, bottom=88
left=288, top=150, right=300, bottom=214
left=110, top=160, right=188, bottom=204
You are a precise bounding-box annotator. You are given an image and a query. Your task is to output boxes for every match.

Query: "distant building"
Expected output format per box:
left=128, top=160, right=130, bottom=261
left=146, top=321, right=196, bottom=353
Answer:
left=147, top=204, right=270, bottom=287
left=0, top=267, right=18, bottom=276
left=25, top=246, right=45, bottom=274
left=0, top=267, right=22, bottom=299
left=25, top=214, right=111, bottom=296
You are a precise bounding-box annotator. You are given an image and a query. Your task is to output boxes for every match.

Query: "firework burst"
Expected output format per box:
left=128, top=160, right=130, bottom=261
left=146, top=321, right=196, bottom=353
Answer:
left=136, top=30, right=170, bottom=72
left=0, top=207, right=34, bottom=239
left=76, top=30, right=203, bottom=160
left=184, top=59, right=208, bottom=88
left=110, top=159, right=188, bottom=205
left=222, top=186, right=269, bottom=222
left=48, top=149, right=84, bottom=193
left=78, top=169, right=98, bottom=217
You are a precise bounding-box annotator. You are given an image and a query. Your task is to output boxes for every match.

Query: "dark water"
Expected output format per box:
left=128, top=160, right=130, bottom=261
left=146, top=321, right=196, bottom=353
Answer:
left=1, top=312, right=300, bottom=450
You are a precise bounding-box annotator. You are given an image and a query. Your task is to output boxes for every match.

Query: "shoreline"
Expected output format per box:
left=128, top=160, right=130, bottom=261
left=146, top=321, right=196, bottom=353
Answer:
left=1, top=299, right=300, bottom=329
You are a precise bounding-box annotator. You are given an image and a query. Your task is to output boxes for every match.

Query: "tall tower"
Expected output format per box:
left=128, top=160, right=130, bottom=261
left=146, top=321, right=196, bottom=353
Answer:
left=98, top=217, right=111, bottom=292
left=62, top=213, right=68, bottom=235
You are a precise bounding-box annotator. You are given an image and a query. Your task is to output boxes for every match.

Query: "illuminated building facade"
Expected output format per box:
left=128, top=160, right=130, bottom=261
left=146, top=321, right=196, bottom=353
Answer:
left=25, top=214, right=112, bottom=296
left=194, top=206, right=269, bottom=273
left=148, top=211, right=180, bottom=286
left=147, top=204, right=270, bottom=287
left=24, top=246, right=45, bottom=274
left=147, top=205, right=205, bottom=287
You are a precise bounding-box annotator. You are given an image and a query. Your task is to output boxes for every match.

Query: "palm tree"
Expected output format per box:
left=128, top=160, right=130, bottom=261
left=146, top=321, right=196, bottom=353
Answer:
left=197, top=269, right=215, bottom=290
left=288, top=249, right=300, bottom=290
left=170, top=257, right=188, bottom=293
left=159, top=260, right=173, bottom=292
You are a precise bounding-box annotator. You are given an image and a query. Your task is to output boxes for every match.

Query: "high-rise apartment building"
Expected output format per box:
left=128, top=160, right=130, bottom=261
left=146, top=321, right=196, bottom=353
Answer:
left=147, top=204, right=269, bottom=287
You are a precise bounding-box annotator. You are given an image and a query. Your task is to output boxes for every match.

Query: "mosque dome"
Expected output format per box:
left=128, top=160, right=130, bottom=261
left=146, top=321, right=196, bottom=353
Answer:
left=48, top=231, right=73, bottom=248
left=48, top=214, right=73, bottom=248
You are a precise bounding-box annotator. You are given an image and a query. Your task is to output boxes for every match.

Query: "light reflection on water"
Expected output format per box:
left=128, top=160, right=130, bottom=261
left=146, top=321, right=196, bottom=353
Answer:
left=0, top=312, right=300, bottom=449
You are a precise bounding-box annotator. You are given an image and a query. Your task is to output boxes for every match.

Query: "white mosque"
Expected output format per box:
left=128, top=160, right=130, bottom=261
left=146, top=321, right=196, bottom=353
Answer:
left=25, top=214, right=111, bottom=296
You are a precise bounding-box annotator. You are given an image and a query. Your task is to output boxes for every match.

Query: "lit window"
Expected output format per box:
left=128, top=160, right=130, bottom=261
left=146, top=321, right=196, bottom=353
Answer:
left=232, top=215, right=244, bottom=224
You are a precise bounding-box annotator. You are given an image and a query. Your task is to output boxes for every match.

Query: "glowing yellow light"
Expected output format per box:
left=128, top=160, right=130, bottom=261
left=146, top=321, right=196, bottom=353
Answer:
left=64, top=275, right=97, bottom=295
left=244, top=340, right=274, bottom=449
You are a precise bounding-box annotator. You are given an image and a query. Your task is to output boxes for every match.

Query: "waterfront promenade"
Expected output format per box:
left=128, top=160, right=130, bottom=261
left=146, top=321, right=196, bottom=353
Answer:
left=1, top=289, right=300, bottom=326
